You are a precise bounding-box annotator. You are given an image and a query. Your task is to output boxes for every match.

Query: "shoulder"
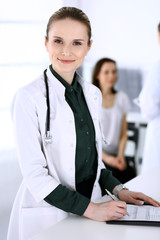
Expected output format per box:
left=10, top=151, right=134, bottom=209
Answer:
left=117, top=91, right=130, bottom=102
left=77, top=73, right=102, bottom=98
left=11, top=74, right=45, bottom=116
left=116, top=91, right=131, bottom=112
left=77, top=74, right=102, bottom=111
left=15, top=74, right=45, bottom=102
left=78, top=73, right=101, bottom=94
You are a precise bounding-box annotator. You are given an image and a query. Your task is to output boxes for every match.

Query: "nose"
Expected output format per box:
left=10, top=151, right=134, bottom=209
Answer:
left=61, top=44, right=72, bottom=56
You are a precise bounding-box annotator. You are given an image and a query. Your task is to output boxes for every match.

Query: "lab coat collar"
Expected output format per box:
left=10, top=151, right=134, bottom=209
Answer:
left=46, top=66, right=66, bottom=101
left=46, top=66, right=98, bottom=103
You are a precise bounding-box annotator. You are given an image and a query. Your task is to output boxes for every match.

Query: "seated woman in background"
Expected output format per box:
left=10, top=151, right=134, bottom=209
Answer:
left=92, top=58, right=135, bottom=183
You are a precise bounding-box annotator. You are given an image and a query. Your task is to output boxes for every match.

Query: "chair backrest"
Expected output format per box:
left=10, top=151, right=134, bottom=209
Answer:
left=125, top=122, right=139, bottom=177
left=127, top=122, right=139, bottom=152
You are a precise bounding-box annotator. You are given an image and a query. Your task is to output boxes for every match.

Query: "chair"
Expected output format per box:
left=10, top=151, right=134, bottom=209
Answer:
left=125, top=122, right=139, bottom=179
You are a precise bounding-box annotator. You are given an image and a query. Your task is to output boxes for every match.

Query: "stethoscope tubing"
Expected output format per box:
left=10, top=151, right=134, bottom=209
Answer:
left=44, top=69, right=52, bottom=143
left=43, top=69, right=109, bottom=145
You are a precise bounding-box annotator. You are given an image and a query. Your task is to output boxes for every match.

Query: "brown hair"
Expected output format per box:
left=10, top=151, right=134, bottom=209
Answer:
left=92, top=58, right=117, bottom=94
left=158, top=23, right=160, bottom=33
left=46, top=7, right=92, bottom=45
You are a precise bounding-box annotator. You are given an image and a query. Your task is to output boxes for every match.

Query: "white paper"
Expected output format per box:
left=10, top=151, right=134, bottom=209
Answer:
left=120, top=204, right=160, bottom=221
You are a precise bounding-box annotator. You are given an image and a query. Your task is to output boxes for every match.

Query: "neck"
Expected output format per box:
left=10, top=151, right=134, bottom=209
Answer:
left=53, top=66, right=75, bottom=85
left=101, top=87, right=112, bottom=97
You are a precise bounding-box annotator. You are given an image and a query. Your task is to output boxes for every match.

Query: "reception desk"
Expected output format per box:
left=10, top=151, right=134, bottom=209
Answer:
left=31, top=168, right=160, bottom=240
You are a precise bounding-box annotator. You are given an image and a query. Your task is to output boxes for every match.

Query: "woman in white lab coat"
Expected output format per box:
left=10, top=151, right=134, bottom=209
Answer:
left=139, top=23, right=160, bottom=174
left=7, top=7, right=160, bottom=240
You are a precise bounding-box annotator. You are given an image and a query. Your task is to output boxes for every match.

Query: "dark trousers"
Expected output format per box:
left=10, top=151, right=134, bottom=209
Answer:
left=104, top=156, right=136, bottom=184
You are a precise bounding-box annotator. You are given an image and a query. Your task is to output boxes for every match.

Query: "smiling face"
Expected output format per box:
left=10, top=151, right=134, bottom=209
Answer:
left=97, top=62, right=118, bottom=91
left=45, top=18, right=92, bottom=80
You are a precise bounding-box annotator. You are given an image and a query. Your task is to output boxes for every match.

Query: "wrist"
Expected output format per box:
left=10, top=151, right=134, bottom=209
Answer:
left=118, top=153, right=124, bottom=158
left=113, top=184, right=129, bottom=198
left=83, top=202, right=95, bottom=218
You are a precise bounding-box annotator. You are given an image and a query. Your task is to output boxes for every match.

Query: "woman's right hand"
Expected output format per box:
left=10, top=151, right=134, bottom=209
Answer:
left=83, top=200, right=127, bottom=222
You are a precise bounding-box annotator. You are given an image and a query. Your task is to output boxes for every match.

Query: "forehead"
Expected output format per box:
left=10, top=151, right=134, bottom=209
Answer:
left=101, top=62, right=116, bottom=70
left=48, top=18, right=88, bottom=39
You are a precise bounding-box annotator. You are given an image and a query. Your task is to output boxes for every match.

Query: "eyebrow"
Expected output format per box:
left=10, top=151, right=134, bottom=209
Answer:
left=52, top=36, right=85, bottom=42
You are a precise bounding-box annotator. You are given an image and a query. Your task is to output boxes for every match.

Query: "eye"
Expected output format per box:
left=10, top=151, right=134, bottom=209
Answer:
left=54, top=39, right=63, bottom=44
left=113, top=70, right=117, bottom=74
left=73, top=41, right=82, bottom=46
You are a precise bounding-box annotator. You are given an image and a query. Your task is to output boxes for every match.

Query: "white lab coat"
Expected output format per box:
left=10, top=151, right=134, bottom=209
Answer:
left=7, top=67, right=105, bottom=240
left=139, top=60, right=160, bottom=173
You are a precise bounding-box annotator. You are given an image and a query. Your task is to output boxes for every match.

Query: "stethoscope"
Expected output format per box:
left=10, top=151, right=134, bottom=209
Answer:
left=43, top=69, right=110, bottom=146
left=44, top=69, right=52, bottom=144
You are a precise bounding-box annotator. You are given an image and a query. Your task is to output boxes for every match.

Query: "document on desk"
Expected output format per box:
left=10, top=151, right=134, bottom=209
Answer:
left=107, top=204, right=160, bottom=226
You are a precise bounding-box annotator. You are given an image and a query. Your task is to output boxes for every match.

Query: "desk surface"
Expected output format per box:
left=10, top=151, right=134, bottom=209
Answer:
left=32, top=168, right=160, bottom=240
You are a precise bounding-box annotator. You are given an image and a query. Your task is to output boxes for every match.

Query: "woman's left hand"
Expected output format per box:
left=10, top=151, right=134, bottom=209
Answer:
left=116, top=156, right=127, bottom=171
left=118, top=190, right=160, bottom=207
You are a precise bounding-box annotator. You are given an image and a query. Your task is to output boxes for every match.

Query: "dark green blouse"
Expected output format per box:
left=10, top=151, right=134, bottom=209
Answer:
left=45, top=66, right=121, bottom=215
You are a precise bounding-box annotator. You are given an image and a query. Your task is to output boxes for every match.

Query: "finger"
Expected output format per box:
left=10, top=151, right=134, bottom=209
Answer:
left=115, top=201, right=127, bottom=210
left=135, top=193, right=160, bottom=206
left=116, top=207, right=127, bottom=216
left=112, top=207, right=126, bottom=220
left=141, top=197, right=160, bottom=207
left=131, top=193, right=160, bottom=207
left=111, top=213, right=124, bottom=220
left=131, top=199, right=145, bottom=206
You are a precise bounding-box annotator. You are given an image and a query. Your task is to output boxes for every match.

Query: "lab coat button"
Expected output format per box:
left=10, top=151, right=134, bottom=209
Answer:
left=94, top=96, right=97, bottom=100
left=70, top=143, right=74, bottom=147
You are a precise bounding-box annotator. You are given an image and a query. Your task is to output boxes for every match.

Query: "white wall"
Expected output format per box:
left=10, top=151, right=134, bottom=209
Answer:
left=79, top=0, right=160, bottom=69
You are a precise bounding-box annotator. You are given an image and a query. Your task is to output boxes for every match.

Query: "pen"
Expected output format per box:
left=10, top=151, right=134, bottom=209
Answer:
left=105, top=189, right=130, bottom=216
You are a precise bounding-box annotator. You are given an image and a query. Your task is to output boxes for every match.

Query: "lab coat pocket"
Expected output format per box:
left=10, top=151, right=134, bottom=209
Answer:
left=20, top=206, right=65, bottom=240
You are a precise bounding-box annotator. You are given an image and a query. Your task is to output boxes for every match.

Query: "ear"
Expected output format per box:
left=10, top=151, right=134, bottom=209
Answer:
left=87, top=40, right=93, bottom=52
left=85, top=40, right=93, bottom=56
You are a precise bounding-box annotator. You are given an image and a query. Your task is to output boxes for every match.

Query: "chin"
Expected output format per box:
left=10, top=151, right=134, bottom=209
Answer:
left=58, top=64, right=77, bottom=73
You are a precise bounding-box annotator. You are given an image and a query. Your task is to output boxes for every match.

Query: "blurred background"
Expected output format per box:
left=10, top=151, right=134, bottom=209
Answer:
left=0, top=0, right=160, bottom=239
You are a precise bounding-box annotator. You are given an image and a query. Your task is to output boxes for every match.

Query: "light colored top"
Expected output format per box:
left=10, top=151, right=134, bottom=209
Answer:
left=101, top=91, right=130, bottom=155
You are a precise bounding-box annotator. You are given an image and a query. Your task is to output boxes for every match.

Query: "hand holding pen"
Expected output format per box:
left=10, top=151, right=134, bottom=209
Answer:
left=105, top=189, right=130, bottom=216
left=84, top=191, right=129, bottom=222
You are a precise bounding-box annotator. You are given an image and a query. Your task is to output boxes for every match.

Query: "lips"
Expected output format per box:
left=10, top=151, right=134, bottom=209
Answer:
left=58, top=58, right=75, bottom=64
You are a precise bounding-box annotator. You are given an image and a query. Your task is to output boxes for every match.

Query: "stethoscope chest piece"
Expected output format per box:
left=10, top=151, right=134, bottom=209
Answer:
left=45, top=131, right=52, bottom=144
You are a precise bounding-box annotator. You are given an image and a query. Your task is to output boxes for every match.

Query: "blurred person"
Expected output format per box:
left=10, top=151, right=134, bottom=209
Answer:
left=92, top=58, right=136, bottom=183
left=139, top=23, right=160, bottom=173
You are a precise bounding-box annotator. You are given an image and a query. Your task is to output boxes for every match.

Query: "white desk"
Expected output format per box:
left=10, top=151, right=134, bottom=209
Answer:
left=31, top=168, right=160, bottom=240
